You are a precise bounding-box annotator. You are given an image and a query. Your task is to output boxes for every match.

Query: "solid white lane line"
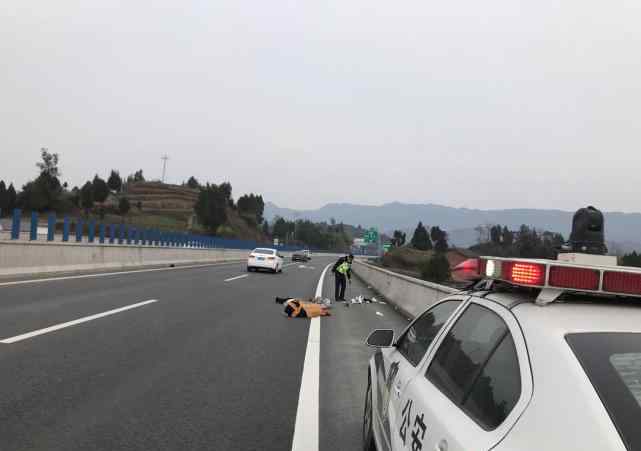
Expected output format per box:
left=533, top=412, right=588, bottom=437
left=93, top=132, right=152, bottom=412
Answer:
left=290, top=263, right=331, bottom=451
left=224, top=274, right=249, bottom=282
left=0, top=299, right=158, bottom=344
left=0, top=261, right=244, bottom=288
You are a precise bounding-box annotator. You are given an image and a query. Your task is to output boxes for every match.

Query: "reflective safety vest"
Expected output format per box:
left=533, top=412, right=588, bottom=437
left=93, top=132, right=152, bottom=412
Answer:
left=337, top=261, right=351, bottom=275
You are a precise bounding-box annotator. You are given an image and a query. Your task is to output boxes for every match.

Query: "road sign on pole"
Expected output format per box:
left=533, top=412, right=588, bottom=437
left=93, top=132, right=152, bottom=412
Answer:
left=364, top=228, right=379, bottom=244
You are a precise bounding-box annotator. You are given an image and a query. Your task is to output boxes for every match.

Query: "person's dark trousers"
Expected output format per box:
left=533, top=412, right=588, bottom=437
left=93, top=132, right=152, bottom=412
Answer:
left=335, top=273, right=346, bottom=301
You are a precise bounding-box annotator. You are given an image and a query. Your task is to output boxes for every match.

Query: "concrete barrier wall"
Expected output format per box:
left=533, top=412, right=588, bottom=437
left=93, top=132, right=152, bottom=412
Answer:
left=352, top=260, right=459, bottom=318
left=0, top=241, right=256, bottom=277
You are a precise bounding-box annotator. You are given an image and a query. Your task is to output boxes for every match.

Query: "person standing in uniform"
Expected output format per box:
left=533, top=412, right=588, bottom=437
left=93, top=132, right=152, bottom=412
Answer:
left=332, top=254, right=354, bottom=302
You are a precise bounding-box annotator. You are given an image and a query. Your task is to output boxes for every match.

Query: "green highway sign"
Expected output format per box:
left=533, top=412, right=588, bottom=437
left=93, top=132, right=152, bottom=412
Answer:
left=364, top=228, right=379, bottom=244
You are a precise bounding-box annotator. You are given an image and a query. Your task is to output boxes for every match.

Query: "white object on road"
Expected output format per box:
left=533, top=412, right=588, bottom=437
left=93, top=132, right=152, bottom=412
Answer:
left=0, top=299, right=158, bottom=344
left=375, top=311, right=384, bottom=317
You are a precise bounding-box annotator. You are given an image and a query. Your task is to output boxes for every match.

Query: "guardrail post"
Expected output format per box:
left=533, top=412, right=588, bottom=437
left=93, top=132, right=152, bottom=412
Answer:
left=47, top=212, right=55, bottom=241
left=63, top=216, right=70, bottom=242
left=75, top=218, right=84, bottom=242
left=109, top=224, right=116, bottom=244
left=11, top=209, right=21, bottom=240
left=99, top=223, right=105, bottom=243
left=88, top=220, right=96, bottom=243
left=30, top=211, right=38, bottom=241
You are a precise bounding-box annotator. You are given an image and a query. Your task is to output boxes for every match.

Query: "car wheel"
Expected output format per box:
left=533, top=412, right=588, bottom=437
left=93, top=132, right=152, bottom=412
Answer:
left=363, top=373, right=376, bottom=451
left=247, top=267, right=253, bottom=272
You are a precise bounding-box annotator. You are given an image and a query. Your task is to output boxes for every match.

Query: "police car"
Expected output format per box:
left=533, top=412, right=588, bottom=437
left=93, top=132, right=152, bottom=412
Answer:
left=363, top=209, right=641, bottom=451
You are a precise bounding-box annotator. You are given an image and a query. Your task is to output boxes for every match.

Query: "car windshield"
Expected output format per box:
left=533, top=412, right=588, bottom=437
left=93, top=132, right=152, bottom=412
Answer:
left=253, top=249, right=275, bottom=255
left=566, top=333, right=641, bottom=451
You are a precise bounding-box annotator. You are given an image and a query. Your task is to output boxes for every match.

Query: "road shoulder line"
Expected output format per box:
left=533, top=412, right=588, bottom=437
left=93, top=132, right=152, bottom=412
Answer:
left=290, top=263, right=331, bottom=451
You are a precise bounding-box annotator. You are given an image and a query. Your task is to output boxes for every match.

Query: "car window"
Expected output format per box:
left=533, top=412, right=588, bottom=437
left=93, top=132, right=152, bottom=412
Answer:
left=566, top=333, right=641, bottom=450
left=426, top=303, right=520, bottom=430
left=462, top=333, right=521, bottom=430
left=254, top=249, right=275, bottom=255
left=396, top=300, right=461, bottom=366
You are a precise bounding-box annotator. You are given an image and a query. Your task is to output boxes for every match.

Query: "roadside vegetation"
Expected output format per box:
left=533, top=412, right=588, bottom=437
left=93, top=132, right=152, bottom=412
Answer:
left=0, top=149, right=357, bottom=251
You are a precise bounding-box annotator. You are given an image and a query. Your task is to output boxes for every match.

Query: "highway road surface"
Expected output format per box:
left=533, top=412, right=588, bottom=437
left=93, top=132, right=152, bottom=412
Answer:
left=0, top=256, right=409, bottom=451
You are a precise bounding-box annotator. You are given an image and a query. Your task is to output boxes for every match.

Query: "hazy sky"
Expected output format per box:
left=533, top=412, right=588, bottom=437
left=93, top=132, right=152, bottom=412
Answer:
left=2, top=1, right=641, bottom=211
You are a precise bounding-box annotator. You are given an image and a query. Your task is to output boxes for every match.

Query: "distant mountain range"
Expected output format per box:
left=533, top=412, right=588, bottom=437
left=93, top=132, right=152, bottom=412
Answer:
left=265, top=202, right=641, bottom=251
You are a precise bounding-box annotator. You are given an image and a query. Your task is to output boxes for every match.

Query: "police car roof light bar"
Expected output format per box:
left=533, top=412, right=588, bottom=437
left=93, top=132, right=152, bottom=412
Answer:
left=478, top=256, right=641, bottom=305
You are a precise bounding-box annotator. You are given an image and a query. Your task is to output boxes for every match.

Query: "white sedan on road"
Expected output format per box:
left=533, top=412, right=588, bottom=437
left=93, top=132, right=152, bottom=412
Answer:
left=247, top=248, right=284, bottom=273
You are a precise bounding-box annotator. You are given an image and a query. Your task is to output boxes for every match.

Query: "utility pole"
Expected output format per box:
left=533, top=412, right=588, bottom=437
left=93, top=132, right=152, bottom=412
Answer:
left=161, top=154, right=169, bottom=183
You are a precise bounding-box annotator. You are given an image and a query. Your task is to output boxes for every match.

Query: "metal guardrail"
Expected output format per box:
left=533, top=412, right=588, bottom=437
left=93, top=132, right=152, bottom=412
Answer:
left=0, top=208, right=304, bottom=251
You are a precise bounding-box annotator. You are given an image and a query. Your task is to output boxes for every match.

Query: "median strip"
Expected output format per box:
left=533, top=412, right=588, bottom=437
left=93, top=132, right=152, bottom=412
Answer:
left=0, top=299, right=158, bottom=344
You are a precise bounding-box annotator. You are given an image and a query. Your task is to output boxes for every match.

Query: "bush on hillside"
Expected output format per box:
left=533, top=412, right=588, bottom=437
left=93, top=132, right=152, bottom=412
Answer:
left=420, top=253, right=451, bottom=283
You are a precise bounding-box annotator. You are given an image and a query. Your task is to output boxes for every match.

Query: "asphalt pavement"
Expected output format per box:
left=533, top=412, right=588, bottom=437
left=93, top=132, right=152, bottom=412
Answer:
left=0, top=257, right=410, bottom=451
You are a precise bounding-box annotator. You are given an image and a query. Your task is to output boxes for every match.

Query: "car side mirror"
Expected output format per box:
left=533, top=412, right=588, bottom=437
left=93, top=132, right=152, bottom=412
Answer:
left=366, top=329, right=394, bottom=348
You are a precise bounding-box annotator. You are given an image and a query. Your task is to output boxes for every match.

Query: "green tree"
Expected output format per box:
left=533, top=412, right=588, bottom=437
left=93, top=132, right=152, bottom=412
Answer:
left=20, top=148, right=64, bottom=211
left=238, top=193, right=265, bottom=226
left=107, top=170, right=122, bottom=193
left=118, top=197, right=131, bottom=216
left=272, top=217, right=290, bottom=240
left=262, top=220, right=270, bottom=237
left=195, top=184, right=228, bottom=233
left=490, top=225, right=502, bottom=244
left=70, top=186, right=81, bottom=208
left=621, top=251, right=641, bottom=268
left=187, top=176, right=200, bottom=189
left=219, top=182, right=233, bottom=207
left=0, top=180, right=7, bottom=215
left=431, top=226, right=449, bottom=253
left=36, top=148, right=60, bottom=178
left=92, top=175, right=110, bottom=203
left=133, top=170, right=145, bottom=182
left=80, top=181, right=94, bottom=215
left=515, top=225, right=539, bottom=258
left=7, top=183, right=17, bottom=212
left=411, top=222, right=432, bottom=251
left=502, top=226, right=514, bottom=246
left=420, top=253, right=451, bottom=283
left=392, top=230, right=406, bottom=247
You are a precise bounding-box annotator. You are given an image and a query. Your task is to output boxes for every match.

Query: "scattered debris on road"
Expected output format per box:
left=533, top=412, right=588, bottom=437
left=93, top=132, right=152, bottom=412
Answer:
left=376, top=311, right=384, bottom=317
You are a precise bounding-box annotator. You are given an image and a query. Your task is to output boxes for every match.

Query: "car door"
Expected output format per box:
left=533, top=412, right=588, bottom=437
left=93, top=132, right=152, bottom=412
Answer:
left=396, top=298, right=533, bottom=451
left=373, top=298, right=466, bottom=451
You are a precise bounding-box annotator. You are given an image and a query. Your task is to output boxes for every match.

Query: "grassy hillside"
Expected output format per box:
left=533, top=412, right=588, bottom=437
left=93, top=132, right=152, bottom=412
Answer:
left=108, top=182, right=266, bottom=241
